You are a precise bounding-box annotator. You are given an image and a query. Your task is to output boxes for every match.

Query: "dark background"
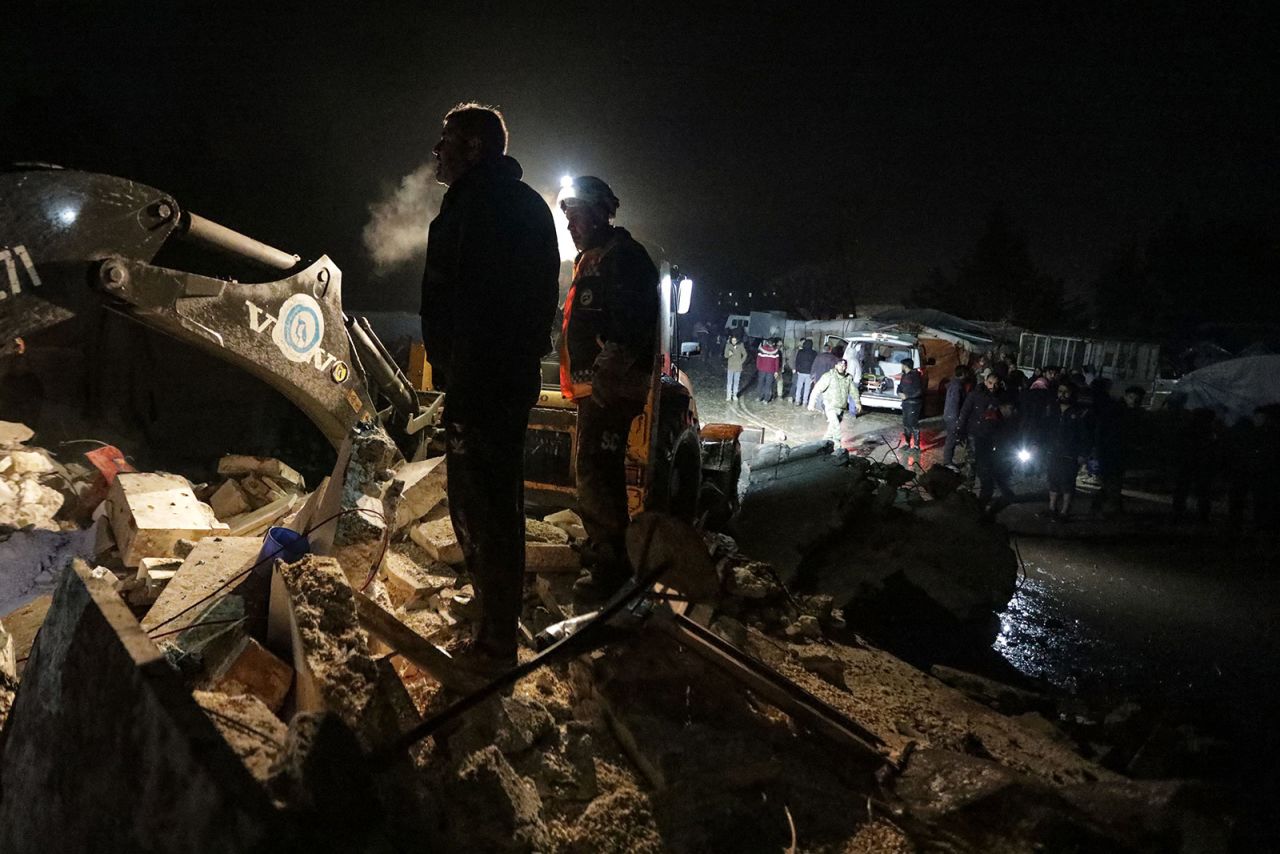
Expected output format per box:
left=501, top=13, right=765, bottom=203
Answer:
left=4, top=2, right=1277, bottom=328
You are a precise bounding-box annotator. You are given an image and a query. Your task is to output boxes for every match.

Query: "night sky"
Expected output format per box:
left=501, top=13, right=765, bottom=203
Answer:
left=4, top=3, right=1275, bottom=315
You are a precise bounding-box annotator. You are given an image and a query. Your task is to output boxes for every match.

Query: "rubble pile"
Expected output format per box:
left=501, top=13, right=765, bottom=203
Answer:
left=791, top=457, right=1020, bottom=650
left=0, top=423, right=1229, bottom=851
left=199, top=454, right=309, bottom=534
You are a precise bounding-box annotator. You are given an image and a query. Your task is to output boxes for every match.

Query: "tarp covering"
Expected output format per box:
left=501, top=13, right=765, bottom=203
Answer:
left=1172, top=355, right=1280, bottom=424
left=869, top=308, right=1024, bottom=348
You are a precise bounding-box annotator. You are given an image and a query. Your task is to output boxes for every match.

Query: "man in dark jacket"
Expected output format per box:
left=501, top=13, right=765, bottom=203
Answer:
left=421, top=103, right=560, bottom=671
left=957, top=372, right=1016, bottom=513
left=898, top=358, right=925, bottom=451
left=1043, top=382, right=1089, bottom=520
left=557, top=176, right=660, bottom=599
left=791, top=339, right=817, bottom=406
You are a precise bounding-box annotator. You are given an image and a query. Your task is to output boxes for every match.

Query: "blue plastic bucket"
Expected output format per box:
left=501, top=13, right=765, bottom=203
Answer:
left=258, top=526, right=310, bottom=568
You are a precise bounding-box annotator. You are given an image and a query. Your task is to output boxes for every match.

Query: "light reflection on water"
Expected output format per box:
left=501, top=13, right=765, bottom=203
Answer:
left=993, top=566, right=1106, bottom=695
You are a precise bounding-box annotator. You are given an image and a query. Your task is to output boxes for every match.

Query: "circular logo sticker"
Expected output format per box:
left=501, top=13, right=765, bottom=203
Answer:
left=331, top=361, right=349, bottom=383
left=272, top=294, right=325, bottom=363
left=579, top=288, right=594, bottom=306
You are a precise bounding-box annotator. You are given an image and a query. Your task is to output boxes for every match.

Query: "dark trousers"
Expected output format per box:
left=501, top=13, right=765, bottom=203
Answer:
left=756, top=371, right=776, bottom=401
left=575, top=394, right=644, bottom=578
left=902, top=399, right=923, bottom=446
left=943, top=416, right=960, bottom=465
left=444, top=388, right=536, bottom=661
left=974, top=438, right=1015, bottom=509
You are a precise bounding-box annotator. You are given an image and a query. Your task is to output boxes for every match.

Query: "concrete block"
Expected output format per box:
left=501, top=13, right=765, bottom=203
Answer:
left=524, top=518, right=570, bottom=544
left=107, top=472, right=229, bottom=567
left=216, top=455, right=305, bottom=488
left=410, top=517, right=464, bottom=565
left=391, top=456, right=447, bottom=531
left=208, top=479, right=251, bottom=520
left=141, top=536, right=262, bottom=634
left=542, top=509, right=587, bottom=541
left=525, top=542, right=579, bottom=572
left=203, top=634, right=294, bottom=714
left=239, top=474, right=288, bottom=509
left=382, top=558, right=456, bottom=610
left=223, top=494, right=298, bottom=537
left=6, top=450, right=53, bottom=475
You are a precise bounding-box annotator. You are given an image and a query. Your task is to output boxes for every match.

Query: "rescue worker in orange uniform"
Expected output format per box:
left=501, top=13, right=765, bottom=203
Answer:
left=557, top=176, right=660, bottom=600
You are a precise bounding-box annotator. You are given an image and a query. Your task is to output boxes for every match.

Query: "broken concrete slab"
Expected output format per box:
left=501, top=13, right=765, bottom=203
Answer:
left=223, top=493, right=299, bottom=537
left=141, top=536, right=262, bottom=634
left=275, top=555, right=379, bottom=733
left=0, top=421, right=34, bottom=446
left=525, top=542, right=579, bottom=572
left=208, top=478, right=251, bottom=520
left=107, top=472, right=229, bottom=567
left=409, top=516, right=464, bottom=565
left=542, top=508, right=587, bottom=541
left=381, top=551, right=456, bottom=610
left=5, top=449, right=53, bottom=475
left=239, top=474, right=289, bottom=509
left=201, top=633, right=294, bottom=714
left=391, top=455, right=447, bottom=531
left=216, top=455, right=305, bottom=489
left=524, top=518, right=570, bottom=545
left=193, top=689, right=288, bottom=782
left=0, top=561, right=277, bottom=852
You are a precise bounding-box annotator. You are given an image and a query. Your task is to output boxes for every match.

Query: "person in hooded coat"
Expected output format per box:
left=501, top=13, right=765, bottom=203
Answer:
left=421, top=103, right=559, bottom=672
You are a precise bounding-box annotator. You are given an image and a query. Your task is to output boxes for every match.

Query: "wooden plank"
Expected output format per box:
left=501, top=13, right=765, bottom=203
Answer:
left=649, top=610, right=885, bottom=762
left=353, top=592, right=482, bottom=694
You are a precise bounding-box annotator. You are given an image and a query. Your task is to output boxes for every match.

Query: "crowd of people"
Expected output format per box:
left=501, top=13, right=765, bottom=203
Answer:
left=711, top=331, right=1280, bottom=530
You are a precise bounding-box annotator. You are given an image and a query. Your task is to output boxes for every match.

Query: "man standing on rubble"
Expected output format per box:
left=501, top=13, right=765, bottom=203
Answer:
left=421, top=103, right=559, bottom=672
left=557, top=176, right=660, bottom=601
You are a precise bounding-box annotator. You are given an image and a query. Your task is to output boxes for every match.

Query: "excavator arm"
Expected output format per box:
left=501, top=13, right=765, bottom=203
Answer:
left=0, top=167, right=437, bottom=455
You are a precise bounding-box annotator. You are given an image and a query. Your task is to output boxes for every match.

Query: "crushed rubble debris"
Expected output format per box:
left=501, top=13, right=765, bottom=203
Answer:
left=0, top=432, right=1231, bottom=852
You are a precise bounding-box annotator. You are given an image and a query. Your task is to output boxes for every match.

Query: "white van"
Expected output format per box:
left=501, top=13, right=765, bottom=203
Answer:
left=824, top=331, right=927, bottom=412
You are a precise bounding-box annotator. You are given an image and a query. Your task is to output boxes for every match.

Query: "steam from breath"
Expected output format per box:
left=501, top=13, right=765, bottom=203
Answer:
left=362, top=163, right=444, bottom=274
left=363, top=163, right=578, bottom=273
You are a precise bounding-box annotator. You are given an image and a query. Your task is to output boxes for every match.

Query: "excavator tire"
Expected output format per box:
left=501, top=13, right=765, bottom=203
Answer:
left=647, top=382, right=702, bottom=523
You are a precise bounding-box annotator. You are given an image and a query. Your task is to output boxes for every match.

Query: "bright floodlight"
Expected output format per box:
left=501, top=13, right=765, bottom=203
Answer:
left=560, top=175, right=574, bottom=189
left=677, top=277, right=693, bottom=314
left=1017, top=448, right=1032, bottom=463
